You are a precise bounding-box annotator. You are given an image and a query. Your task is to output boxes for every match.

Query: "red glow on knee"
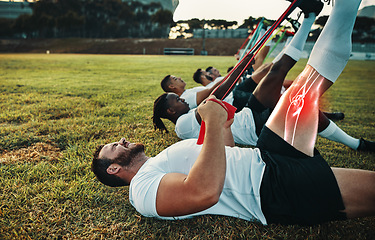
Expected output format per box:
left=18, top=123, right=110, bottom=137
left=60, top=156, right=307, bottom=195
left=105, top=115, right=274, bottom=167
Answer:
left=284, top=67, right=323, bottom=145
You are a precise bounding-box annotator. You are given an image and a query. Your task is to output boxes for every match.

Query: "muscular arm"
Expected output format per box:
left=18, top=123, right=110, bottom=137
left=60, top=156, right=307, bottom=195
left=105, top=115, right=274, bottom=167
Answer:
left=156, top=96, right=228, bottom=216
left=194, top=78, right=225, bottom=107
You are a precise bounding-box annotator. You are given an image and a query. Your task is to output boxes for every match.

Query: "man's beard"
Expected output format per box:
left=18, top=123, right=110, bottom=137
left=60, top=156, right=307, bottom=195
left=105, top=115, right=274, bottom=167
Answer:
left=114, top=143, right=145, bottom=167
left=206, top=75, right=213, bottom=81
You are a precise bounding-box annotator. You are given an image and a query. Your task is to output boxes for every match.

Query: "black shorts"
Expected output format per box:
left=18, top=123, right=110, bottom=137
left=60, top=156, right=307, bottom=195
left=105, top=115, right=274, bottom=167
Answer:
left=247, top=94, right=272, bottom=137
left=257, top=126, right=346, bottom=226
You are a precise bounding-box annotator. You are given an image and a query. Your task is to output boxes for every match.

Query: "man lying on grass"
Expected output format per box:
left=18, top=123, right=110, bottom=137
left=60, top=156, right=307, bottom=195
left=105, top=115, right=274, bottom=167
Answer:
left=153, top=9, right=375, bottom=152
left=92, top=0, right=375, bottom=225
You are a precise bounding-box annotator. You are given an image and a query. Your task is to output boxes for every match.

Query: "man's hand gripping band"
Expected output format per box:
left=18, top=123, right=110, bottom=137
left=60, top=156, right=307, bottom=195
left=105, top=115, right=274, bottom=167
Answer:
left=197, top=99, right=237, bottom=145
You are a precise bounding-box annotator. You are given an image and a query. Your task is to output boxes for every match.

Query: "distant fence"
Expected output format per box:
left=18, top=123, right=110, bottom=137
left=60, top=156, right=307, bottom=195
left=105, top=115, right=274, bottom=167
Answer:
left=164, top=48, right=194, bottom=55
left=193, top=29, right=250, bottom=39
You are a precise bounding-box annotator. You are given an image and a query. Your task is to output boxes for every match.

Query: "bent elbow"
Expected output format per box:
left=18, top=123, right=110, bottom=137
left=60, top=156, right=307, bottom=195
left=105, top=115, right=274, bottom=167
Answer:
left=208, top=193, right=220, bottom=206
left=197, top=188, right=221, bottom=208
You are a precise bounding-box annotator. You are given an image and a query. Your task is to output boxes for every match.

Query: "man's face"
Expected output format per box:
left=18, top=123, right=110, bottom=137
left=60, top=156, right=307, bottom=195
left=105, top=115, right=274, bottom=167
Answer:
left=168, top=75, right=186, bottom=91
left=99, top=138, right=145, bottom=164
left=166, top=93, right=190, bottom=116
left=209, top=67, right=221, bottom=78
left=201, top=70, right=213, bottom=81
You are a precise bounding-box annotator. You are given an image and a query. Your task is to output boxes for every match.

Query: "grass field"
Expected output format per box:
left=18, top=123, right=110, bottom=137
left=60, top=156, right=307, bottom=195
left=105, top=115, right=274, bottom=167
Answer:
left=0, top=53, right=374, bottom=239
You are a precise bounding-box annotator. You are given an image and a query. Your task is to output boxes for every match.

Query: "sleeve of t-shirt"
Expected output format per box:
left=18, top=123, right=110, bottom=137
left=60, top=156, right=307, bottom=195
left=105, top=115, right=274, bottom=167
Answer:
left=129, top=165, right=166, bottom=217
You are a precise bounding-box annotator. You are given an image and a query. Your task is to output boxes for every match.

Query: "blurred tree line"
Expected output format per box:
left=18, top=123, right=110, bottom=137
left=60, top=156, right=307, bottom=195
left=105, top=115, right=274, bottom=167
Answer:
left=1, top=0, right=374, bottom=41
left=0, top=0, right=174, bottom=38
left=172, top=15, right=375, bottom=42
left=171, top=17, right=270, bottom=39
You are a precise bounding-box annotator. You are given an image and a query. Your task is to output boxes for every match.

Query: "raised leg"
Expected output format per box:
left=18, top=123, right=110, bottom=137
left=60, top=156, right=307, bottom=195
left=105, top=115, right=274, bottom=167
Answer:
left=252, top=13, right=316, bottom=109
left=266, top=0, right=362, bottom=156
left=307, top=0, right=362, bottom=83
left=266, top=67, right=332, bottom=156
left=253, top=55, right=296, bottom=109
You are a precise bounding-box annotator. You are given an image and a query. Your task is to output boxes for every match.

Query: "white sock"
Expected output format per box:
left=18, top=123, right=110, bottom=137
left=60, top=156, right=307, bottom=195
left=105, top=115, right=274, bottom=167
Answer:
left=284, top=35, right=293, bottom=47
left=273, top=14, right=316, bottom=63
left=318, top=120, right=360, bottom=150
left=307, top=0, right=362, bottom=82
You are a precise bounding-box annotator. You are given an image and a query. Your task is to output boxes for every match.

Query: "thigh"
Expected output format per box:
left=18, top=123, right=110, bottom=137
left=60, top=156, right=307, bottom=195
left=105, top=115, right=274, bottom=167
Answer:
left=331, top=167, right=375, bottom=219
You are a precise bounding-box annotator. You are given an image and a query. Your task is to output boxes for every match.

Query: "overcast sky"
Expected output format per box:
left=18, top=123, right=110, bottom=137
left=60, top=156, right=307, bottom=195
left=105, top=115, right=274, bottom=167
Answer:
left=174, top=0, right=375, bottom=24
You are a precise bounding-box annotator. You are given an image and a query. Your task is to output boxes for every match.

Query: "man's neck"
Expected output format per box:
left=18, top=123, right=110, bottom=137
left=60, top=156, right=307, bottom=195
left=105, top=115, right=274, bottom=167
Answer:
left=201, top=79, right=212, bottom=87
left=172, top=88, right=185, bottom=96
left=128, top=155, right=150, bottom=183
left=169, top=113, right=182, bottom=124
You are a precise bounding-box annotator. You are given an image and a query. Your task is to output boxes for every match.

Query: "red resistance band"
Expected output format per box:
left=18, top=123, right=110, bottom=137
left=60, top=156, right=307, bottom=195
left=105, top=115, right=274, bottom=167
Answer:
left=197, top=99, right=237, bottom=145
left=197, top=0, right=300, bottom=145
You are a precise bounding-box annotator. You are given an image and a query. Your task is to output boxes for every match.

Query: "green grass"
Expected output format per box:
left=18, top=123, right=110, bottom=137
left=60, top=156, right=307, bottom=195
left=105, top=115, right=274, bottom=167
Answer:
left=0, top=53, right=374, bottom=239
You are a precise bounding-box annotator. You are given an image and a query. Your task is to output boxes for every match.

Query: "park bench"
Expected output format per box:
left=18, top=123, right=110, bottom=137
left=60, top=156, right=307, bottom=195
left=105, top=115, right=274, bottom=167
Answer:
left=163, top=48, right=194, bottom=55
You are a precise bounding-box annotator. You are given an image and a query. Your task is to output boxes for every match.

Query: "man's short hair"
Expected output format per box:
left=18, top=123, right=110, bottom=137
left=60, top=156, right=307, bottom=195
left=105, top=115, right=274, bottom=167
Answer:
left=193, top=69, right=203, bottom=84
left=91, top=145, right=128, bottom=187
left=161, top=75, right=171, bottom=92
left=206, top=66, right=213, bottom=73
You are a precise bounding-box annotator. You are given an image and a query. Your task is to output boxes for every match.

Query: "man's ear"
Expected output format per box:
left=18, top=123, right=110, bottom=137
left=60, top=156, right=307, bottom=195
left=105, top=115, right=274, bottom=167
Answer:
left=107, top=163, right=121, bottom=175
left=167, top=108, right=176, bottom=115
left=168, top=84, right=175, bottom=91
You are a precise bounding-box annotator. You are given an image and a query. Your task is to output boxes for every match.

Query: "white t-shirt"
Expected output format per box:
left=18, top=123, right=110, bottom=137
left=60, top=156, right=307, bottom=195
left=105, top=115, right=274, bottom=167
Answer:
left=180, top=86, right=206, bottom=109
left=129, top=139, right=267, bottom=224
left=175, top=108, right=258, bottom=146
